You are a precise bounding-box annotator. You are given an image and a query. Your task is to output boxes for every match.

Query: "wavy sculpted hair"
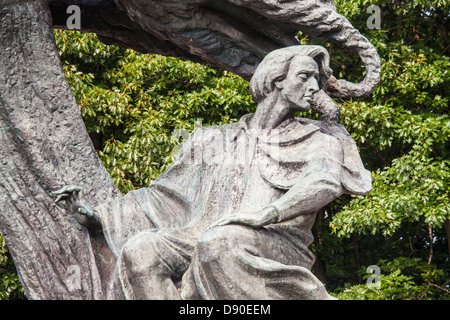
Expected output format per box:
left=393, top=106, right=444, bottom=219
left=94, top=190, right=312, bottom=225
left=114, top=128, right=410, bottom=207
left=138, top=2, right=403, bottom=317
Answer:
left=249, top=45, right=333, bottom=103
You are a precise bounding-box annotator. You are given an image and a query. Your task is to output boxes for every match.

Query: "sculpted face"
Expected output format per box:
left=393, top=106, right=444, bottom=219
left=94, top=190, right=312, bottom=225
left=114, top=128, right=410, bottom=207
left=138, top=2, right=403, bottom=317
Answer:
left=275, top=55, right=320, bottom=112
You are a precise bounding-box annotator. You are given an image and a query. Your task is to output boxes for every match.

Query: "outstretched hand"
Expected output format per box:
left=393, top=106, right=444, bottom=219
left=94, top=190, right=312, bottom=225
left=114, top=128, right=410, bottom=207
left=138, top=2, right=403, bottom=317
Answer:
left=53, top=185, right=83, bottom=204
left=208, top=207, right=279, bottom=230
left=52, top=185, right=97, bottom=219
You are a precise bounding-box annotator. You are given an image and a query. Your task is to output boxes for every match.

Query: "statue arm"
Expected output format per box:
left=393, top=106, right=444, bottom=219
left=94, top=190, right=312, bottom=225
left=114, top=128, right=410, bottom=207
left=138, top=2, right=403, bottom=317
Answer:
left=265, top=171, right=344, bottom=224
left=208, top=171, right=344, bottom=229
left=266, top=139, right=348, bottom=223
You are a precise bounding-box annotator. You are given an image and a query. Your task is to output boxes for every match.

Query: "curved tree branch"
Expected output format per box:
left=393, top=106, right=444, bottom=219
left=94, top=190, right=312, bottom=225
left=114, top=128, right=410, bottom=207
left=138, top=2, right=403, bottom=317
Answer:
left=47, top=0, right=380, bottom=98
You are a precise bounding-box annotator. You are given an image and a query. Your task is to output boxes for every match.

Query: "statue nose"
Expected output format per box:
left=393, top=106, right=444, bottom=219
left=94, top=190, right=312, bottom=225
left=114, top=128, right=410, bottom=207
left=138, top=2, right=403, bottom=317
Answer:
left=308, top=78, right=320, bottom=93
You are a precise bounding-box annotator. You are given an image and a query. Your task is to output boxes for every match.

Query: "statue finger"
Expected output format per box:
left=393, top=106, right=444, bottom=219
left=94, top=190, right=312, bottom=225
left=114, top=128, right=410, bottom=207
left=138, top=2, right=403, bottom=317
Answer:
left=207, top=222, right=219, bottom=229
left=65, top=185, right=84, bottom=193
left=78, top=208, right=90, bottom=216
left=217, top=216, right=250, bottom=227
left=52, top=185, right=83, bottom=195
left=216, top=219, right=232, bottom=227
left=54, top=193, right=68, bottom=203
left=52, top=187, right=68, bottom=195
left=207, top=218, right=229, bottom=229
left=228, top=216, right=265, bottom=229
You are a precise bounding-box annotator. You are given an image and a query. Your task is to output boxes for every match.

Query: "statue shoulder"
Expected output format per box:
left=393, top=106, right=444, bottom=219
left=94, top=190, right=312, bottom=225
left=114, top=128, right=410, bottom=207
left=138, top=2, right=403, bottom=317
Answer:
left=189, top=121, right=242, bottom=143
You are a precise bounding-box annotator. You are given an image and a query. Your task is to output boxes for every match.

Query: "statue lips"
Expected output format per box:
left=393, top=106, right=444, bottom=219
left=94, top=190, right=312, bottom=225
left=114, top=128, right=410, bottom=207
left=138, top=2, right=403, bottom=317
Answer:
left=300, top=94, right=313, bottom=108
left=303, top=95, right=313, bottom=103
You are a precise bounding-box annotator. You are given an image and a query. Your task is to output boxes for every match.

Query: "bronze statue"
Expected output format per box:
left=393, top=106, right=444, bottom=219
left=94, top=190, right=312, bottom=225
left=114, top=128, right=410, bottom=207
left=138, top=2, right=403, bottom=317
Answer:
left=0, top=0, right=379, bottom=299
left=54, top=45, right=371, bottom=300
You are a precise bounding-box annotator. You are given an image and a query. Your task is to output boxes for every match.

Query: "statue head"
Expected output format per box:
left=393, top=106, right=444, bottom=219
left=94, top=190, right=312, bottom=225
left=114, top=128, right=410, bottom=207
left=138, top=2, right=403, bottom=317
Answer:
left=249, top=46, right=333, bottom=109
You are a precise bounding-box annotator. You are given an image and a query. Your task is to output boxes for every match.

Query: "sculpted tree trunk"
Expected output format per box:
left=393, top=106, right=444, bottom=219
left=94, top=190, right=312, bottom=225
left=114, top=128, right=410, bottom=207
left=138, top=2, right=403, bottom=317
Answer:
left=0, top=0, right=120, bottom=299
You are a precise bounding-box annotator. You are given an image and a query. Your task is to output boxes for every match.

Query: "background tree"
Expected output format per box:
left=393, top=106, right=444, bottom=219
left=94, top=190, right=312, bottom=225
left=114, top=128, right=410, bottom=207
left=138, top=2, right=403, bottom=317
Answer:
left=316, top=0, right=450, bottom=299
left=1, top=0, right=448, bottom=299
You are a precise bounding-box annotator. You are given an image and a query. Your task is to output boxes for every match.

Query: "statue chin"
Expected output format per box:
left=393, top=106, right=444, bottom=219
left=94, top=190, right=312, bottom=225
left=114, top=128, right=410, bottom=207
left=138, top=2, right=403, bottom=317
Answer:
left=291, top=103, right=311, bottom=113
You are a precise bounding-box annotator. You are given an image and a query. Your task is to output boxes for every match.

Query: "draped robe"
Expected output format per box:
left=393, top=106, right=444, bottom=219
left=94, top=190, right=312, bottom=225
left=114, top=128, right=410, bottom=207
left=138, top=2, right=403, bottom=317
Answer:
left=94, top=114, right=372, bottom=299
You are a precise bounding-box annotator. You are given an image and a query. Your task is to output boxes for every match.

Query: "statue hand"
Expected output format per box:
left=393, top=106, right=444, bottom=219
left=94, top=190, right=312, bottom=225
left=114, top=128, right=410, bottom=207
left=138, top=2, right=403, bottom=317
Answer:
left=312, top=90, right=340, bottom=124
left=53, top=185, right=83, bottom=205
left=208, top=207, right=278, bottom=230
left=52, top=185, right=99, bottom=224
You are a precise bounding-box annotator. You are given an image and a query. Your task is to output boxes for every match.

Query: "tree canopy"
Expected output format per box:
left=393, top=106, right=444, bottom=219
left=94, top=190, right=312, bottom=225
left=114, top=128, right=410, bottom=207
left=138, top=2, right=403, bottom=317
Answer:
left=1, top=0, right=449, bottom=300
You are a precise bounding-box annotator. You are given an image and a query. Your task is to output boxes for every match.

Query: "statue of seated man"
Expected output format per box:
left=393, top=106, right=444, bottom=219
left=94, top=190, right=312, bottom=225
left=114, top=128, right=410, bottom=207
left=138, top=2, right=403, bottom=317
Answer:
left=54, top=45, right=372, bottom=300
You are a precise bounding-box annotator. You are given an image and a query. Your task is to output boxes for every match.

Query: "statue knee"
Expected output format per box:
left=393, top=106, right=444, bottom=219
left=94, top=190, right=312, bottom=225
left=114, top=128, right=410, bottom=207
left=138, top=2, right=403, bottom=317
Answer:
left=195, top=225, right=244, bottom=265
left=119, top=232, right=171, bottom=277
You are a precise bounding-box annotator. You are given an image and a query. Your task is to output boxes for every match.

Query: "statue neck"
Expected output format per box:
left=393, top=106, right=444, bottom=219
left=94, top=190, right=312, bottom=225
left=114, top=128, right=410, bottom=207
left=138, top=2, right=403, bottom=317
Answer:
left=249, top=92, right=295, bottom=132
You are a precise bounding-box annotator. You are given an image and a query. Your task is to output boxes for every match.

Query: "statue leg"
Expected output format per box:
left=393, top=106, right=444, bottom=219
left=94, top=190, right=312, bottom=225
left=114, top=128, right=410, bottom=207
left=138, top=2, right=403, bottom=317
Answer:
left=180, top=224, right=335, bottom=300
left=114, top=228, right=196, bottom=300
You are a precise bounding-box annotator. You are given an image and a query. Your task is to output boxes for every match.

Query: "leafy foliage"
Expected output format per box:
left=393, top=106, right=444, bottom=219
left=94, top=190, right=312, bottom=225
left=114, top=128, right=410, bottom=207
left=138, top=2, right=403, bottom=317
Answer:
left=0, top=237, right=24, bottom=300
left=1, top=0, right=449, bottom=300
left=311, top=0, right=450, bottom=298
left=334, top=257, right=450, bottom=300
